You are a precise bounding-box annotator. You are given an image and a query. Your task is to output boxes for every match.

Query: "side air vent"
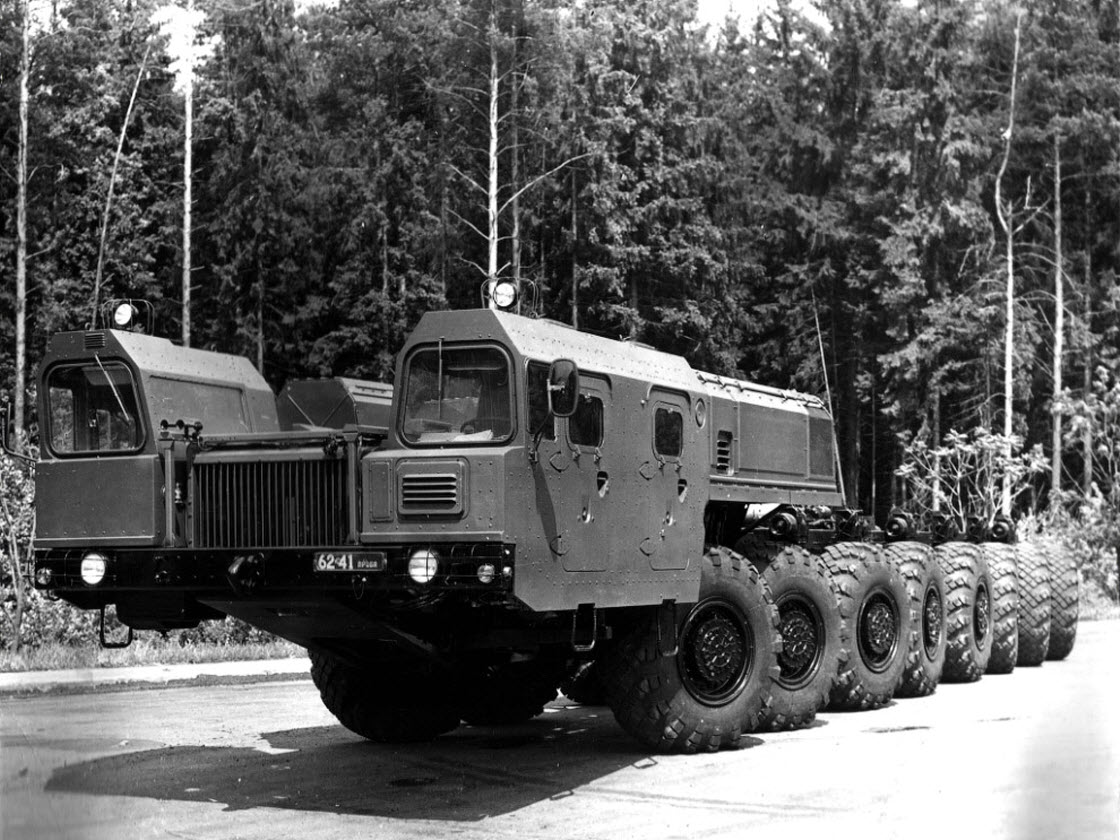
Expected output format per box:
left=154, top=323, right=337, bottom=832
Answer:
left=716, top=430, right=733, bottom=474
left=397, top=460, right=465, bottom=516
left=84, top=332, right=107, bottom=350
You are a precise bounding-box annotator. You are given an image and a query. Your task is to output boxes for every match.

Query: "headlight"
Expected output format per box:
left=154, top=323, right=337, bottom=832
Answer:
left=80, top=553, right=108, bottom=586
left=407, top=549, right=439, bottom=584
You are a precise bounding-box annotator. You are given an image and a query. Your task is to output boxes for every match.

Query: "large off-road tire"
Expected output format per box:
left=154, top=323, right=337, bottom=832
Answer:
left=982, top=542, right=1019, bottom=674
left=603, top=546, right=781, bottom=753
left=885, top=541, right=945, bottom=698
left=823, top=542, right=912, bottom=711
left=736, top=535, right=844, bottom=730
left=1016, top=541, right=1052, bottom=666
left=936, top=542, right=993, bottom=682
left=459, top=657, right=565, bottom=725
left=309, top=651, right=461, bottom=742
left=560, top=660, right=606, bottom=705
left=1045, top=540, right=1079, bottom=661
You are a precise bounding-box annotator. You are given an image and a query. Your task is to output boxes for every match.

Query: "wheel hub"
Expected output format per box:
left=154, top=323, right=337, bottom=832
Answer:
left=974, top=583, right=991, bottom=644
left=923, top=586, right=943, bottom=659
left=858, top=591, right=899, bottom=673
left=777, top=598, right=822, bottom=686
left=679, top=601, right=752, bottom=705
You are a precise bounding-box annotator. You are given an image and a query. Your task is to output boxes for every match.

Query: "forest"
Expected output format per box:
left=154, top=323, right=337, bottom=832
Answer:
left=2, top=0, right=1119, bottom=636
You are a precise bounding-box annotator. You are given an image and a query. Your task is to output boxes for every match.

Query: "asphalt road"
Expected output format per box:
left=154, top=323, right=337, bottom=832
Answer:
left=3, top=621, right=1118, bottom=840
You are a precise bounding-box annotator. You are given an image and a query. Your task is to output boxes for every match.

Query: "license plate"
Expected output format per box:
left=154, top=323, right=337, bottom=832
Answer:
left=313, top=551, right=386, bottom=573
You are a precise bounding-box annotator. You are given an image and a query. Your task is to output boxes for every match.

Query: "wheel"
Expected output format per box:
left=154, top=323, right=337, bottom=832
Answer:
left=1044, top=539, right=1079, bottom=661
left=459, top=656, right=564, bottom=725
left=736, top=535, right=844, bottom=730
left=603, top=546, right=780, bottom=753
left=560, top=660, right=606, bottom=705
left=1016, top=541, right=1052, bottom=666
left=982, top=542, right=1019, bottom=674
left=822, top=542, right=912, bottom=711
left=885, top=541, right=946, bottom=698
left=309, top=651, right=461, bottom=742
left=936, top=542, right=993, bottom=682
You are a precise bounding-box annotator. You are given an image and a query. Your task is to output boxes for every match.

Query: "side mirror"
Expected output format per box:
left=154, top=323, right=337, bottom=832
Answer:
left=547, top=359, right=579, bottom=418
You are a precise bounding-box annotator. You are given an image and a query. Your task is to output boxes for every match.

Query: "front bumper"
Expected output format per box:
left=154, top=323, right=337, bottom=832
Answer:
left=33, top=542, right=516, bottom=598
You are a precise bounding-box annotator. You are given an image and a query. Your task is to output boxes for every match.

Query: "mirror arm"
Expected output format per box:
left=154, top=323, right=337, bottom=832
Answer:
left=1, top=403, right=37, bottom=466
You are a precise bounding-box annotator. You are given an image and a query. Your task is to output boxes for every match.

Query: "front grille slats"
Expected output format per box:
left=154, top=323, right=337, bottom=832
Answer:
left=193, top=458, right=347, bottom=548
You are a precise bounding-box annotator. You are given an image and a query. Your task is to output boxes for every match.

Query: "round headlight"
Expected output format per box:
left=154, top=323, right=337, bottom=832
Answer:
left=491, top=281, right=518, bottom=310
left=477, top=563, right=496, bottom=584
left=80, top=553, right=108, bottom=586
left=407, top=549, right=439, bottom=584
left=113, top=302, right=138, bottom=328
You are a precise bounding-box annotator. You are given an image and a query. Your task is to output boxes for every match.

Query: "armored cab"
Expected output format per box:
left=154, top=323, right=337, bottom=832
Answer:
left=355, top=309, right=845, bottom=613
left=35, top=329, right=278, bottom=552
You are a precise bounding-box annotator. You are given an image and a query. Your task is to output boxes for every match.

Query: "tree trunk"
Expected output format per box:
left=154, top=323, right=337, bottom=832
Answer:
left=995, top=11, right=1022, bottom=517
left=486, top=15, right=500, bottom=306
left=510, top=30, right=522, bottom=310
left=932, top=384, right=941, bottom=512
left=1083, top=181, right=1094, bottom=496
left=570, top=169, right=578, bottom=329
left=181, top=0, right=195, bottom=348
left=14, top=0, right=29, bottom=446
left=1051, top=133, right=1064, bottom=502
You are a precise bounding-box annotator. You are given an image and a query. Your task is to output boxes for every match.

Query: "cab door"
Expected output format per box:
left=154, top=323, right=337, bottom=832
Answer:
left=558, top=375, right=611, bottom=572
left=639, top=388, right=695, bottom=571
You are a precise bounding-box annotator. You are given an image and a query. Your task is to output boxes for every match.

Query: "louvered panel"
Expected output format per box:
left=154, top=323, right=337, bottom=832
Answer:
left=193, top=457, right=348, bottom=548
left=716, top=430, right=733, bottom=474
left=400, top=474, right=459, bottom=510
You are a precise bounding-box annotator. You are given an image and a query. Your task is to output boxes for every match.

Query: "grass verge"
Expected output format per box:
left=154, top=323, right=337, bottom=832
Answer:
left=0, top=636, right=304, bottom=673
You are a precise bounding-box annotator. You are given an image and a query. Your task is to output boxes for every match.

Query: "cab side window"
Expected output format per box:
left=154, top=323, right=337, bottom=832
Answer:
left=527, top=362, right=555, bottom=440
left=569, top=394, right=603, bottom=447
left=654, top=407, right=683, bottom=458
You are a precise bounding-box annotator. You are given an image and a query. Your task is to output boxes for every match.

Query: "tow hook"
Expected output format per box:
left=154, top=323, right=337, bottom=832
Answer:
left=99, top=606, right=133, bottom=650
left=226, top=554, right=264, bottom=595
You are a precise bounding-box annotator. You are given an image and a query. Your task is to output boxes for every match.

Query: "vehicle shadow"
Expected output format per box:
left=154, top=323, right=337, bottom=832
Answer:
left=45, top=702, right=766, bottom=821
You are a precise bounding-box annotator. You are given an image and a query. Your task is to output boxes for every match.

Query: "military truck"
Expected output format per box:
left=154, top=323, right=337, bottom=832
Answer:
left=23, top=292, right=1075, bottom=753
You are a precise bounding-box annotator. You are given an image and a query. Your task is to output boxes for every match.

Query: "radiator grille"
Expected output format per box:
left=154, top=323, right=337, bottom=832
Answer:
left=716, top=431, right=733, bottom=474
left=400, top=473, right=459, bottom=513
left=192, top=458, right=348, bottom=548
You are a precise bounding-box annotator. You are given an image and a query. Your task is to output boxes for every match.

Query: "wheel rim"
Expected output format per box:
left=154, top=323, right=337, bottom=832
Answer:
left=857, top=588, right=900, bottom=674
left=775, top=594, right=824, bottom=689
left=678, top=598, right=753, bottom=705
left=922, top=584, right=943, bottom=660
left=974, top=581, right=991, bottom=645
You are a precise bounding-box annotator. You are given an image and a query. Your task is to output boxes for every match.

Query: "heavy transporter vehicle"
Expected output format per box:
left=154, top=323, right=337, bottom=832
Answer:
left=25, top=291, right=1077, bottom=753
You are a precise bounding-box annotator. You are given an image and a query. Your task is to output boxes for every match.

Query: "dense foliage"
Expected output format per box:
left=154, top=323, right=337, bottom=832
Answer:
left=2, top=0, right=1118, bottom=651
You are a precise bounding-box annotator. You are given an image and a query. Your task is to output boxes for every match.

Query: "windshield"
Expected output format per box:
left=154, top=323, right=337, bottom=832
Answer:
left=47, top=361, right=144, bottom=454
left=401, top=346, right=513, bottom=445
